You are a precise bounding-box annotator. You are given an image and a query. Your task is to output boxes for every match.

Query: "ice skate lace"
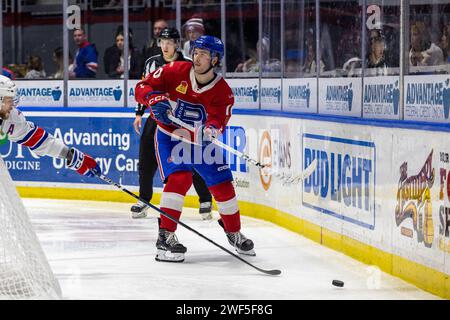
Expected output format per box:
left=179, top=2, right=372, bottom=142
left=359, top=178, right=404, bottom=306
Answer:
left=200, top=202, right=212, bottom=208
left=165, top=232, right=180, bottom=247
left=227, top=231, right=247, bottom=246
left=137, top=201, right=147, bottom=208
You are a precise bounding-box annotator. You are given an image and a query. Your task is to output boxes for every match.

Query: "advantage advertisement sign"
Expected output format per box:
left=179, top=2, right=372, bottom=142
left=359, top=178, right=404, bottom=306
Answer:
left=318, top=78, right=362, bottom=116
left=16, top=80, right=64, bottom=107
left=363, top=76, right=401, bottom=120
left=282, top=78, right=317, bottom=113
left=68, top=80, right=124, bottom=107
left=404, top=74, right=450, bottom=122
left=260, top=79, right=282, bottom=111
left=227, top=78, right=259, bottom=109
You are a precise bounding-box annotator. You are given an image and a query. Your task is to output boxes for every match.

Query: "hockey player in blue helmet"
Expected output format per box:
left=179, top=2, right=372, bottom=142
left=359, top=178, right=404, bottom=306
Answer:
left=135, top=34, right=256, bottom=262
left=191, top=35, right=224, bottom=74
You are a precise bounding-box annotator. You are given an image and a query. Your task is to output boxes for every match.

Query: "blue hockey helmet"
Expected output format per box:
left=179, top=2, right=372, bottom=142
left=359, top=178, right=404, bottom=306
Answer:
left=192, top=35, right=224, bottom=63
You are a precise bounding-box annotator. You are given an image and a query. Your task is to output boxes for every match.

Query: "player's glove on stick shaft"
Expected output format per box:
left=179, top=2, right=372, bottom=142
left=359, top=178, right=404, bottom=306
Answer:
left=194, top=124, right=219, bottom=146
left=67, top=147, right=101, bottom=177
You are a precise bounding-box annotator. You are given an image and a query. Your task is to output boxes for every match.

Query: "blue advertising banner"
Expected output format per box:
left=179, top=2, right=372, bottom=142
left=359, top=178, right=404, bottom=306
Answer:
left=0, top=114, right=163, bottom=188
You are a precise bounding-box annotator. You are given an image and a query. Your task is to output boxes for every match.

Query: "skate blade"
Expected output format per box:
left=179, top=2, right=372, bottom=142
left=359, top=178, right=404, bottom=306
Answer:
left=132, top=211, right=148, bottom=219
left=236, top=248, right=256, bottom=256
left=155, top=249, right=185, bottom=263
left=131, top=207, right=148, bottom=219
left=200, top=212, right=213, bottom=221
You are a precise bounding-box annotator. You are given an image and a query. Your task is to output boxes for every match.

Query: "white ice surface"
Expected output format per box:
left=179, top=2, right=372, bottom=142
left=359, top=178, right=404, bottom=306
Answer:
left=23, top=198, right=440, bottom=300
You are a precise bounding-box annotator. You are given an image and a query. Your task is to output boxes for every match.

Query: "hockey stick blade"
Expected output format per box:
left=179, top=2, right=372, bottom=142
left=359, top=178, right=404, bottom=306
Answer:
left=95, top=173, right=281, bottom=276
left=262, top=158, right=317, bottom=185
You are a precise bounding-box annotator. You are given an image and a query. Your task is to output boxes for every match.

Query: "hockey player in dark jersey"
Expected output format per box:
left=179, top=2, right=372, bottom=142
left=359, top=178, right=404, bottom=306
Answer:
left=131, top=27, right=213, bottom=219
left=0, top=75, right=100, bottom=178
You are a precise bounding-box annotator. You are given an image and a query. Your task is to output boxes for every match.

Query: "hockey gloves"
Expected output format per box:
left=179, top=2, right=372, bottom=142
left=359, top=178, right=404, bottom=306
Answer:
left=194, top=124, right=219, bottom=146
left=67, top=147, right=101, bottom=178
left=147, top=94, right=172, bottom=125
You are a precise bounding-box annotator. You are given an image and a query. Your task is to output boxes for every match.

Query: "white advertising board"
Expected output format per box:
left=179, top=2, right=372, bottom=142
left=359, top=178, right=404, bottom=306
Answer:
left=16, top=80, right=64, bottom=107
left=260, top=78, right=282, bottom=110
left=363, top=76, right=401, bottom=119
left=318, top=77, right=362, bottom=116
left=226, top=78, right=259, bottom=109
left=282, top=78, right=317, bottom=113
left=68, top=80, right=124, bottom=107
left=404, top=74, right=450, bottom=123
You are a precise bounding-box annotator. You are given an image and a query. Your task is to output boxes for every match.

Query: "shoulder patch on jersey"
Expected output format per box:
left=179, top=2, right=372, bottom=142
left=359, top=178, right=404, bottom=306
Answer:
left=176, top=81, right=188, bottom=94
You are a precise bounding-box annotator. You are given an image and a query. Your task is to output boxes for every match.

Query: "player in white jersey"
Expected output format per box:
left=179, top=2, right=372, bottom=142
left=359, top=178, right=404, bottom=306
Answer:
left=0, top=75, right=100, bottom=177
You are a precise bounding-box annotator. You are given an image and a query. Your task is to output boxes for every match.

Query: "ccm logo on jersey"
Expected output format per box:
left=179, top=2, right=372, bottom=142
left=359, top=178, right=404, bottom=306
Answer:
left=149, top=95, right=168, bottom=105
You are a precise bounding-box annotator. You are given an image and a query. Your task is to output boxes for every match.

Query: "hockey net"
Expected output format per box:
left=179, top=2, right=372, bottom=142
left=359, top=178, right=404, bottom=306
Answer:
left=0, top=158, right=61, bottom=299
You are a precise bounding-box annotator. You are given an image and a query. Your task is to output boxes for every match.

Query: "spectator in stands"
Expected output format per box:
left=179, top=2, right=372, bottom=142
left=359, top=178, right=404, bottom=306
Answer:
left=105, top=28, right=142, bottom=79
left=51, top=47, right=74, bottom=79
left=235, top=36, right=281, bottom=73
left=438, top=24, right=450, bottom=63
left=71, top=28, right=98, bottom=78
left=234, top=47, right=257, bottom=72
left=409, top=22, right=444, bottom=67
left=334, top=26, right=361, bottom=71
left=301, top=29, right=324, bottom=74
left=104, top=26, right=122, bottom=74
left=365, top=35, right=388, bottom=76
left=24, top=55, right=46, bottom=79
left=142, top=19, right=168, bottom=61
left=285, top=49, right=303, bottom=74
left=182, top=17, right=205, bottom=57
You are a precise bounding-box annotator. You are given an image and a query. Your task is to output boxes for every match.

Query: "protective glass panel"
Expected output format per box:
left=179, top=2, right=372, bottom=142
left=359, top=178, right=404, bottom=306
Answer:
left=364, top=1, right=400, bottom=77
left=319, top=0, right=363, bottom=78
left=284, top=0, right=317, bottom=78
left=408, top=0, right=450, bottom=74
left=7, top=1, right=64, bottom=80
left=224, top=1, right=259, bottom=110
left=226, top=1, right=259, bottom=77
left=180, top=0, right=221, bottom=61
left=318, top=0, right=363, bottom=117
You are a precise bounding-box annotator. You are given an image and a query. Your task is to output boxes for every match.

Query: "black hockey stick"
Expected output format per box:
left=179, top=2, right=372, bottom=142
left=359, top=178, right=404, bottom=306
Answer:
left=95, top=173, right=281, bottom=276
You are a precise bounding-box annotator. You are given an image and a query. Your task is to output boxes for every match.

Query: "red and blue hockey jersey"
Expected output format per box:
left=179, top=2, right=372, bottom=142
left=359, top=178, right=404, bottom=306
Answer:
left=134, top=61, right=234, bottom=142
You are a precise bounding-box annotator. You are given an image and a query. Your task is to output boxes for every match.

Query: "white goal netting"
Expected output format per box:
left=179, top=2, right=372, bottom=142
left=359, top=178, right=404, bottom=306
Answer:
left=0, top=158, right=61, bottom=299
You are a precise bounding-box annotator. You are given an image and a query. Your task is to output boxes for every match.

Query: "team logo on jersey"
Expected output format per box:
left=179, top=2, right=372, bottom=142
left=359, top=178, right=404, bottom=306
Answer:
left=176, top=81, right=188, bottom=95
left=174, top=100, right=207, bottom=127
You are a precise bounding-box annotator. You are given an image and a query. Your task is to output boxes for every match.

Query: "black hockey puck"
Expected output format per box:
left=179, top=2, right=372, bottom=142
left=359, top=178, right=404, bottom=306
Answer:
left=332, top=280, right=344, bottom=287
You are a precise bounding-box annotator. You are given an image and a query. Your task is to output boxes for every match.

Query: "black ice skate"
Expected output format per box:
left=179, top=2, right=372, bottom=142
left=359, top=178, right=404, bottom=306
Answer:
left=199, top=201, right=213, bottom=220
left=218, top=219, right=255, bottom=256
left=130, top=201, right=148, bottom=219
left=155, top=223, right=187, bottom=263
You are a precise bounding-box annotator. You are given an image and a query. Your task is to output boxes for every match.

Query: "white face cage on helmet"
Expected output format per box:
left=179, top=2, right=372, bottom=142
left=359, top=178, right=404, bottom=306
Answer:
left=0, top=75, right=19, bottom=107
